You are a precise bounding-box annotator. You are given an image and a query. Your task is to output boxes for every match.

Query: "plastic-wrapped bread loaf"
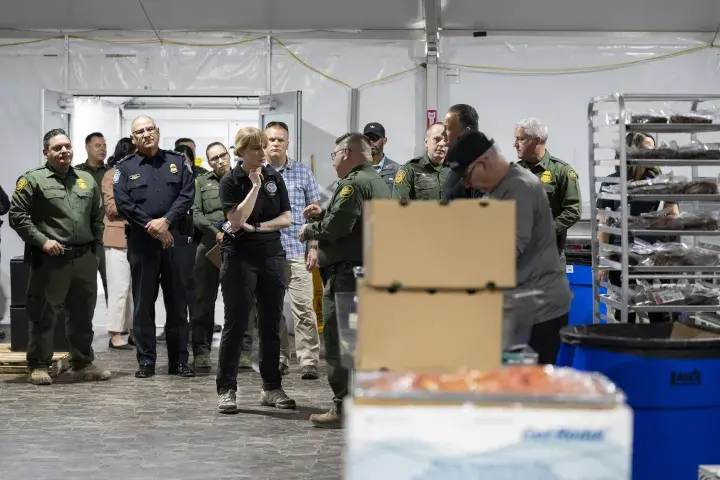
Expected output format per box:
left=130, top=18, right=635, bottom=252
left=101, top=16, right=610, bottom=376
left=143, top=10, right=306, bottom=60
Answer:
left=630, top=113, right=668, bottom=124
left=682, top=180, right=719, bottom=195
left=669, top=113, right=713, bottom=124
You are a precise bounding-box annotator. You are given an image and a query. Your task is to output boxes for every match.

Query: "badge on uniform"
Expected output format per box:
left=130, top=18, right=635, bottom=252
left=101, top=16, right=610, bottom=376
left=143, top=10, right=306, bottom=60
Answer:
left=339, top=185, right=354, bottom=198
left=15, top=177, right=28, bottom=192
left=568, top=170, right=578, bottom=180
left=76, top=178, right=87, bottom=190
left=129, top=174, right=140, bottom=180
left=265, top=181, right=278, bottom=196
left=170, top=163, right=178, bottom=174
left=113, top=169, right=121, bottom=184
left=394, top=170, right=406, bottom=185
left=540, top=170, right=552, bottom=184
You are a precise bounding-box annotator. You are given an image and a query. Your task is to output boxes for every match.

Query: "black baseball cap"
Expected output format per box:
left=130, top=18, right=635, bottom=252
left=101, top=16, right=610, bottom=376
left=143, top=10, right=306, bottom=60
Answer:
left=445, top=130, right=495, bottom=174
left=363, top=123, right=386, bottom=138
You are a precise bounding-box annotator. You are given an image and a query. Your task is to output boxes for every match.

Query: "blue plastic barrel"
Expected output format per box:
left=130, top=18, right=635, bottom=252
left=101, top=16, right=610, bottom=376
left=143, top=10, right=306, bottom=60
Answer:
left=565, top=264, right=607, bottom=326
left=560, top=323, right=720, bottom=480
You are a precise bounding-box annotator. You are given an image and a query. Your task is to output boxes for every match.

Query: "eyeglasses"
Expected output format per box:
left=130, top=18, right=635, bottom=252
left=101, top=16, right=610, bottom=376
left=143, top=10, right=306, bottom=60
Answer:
left=330, top=147, right=350, bottom=160
left=208, top=151, right=230, bottom=163
left=132, top=126, right=157, bottom=136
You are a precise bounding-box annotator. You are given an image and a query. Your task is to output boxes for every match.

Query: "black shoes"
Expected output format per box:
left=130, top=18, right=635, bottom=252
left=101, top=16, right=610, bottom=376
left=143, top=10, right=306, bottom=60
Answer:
left=168, top=364, right=195, bottom=377
left=135, top=364, right=195, bottom=378
left=108, top=339, right=133, bottom=350
left=135, top=366, right=155, bottom=378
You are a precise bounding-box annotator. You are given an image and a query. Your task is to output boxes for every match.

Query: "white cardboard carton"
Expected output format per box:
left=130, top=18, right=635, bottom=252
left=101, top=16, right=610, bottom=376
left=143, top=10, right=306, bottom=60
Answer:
left=345, top=400, right=633, bottom=480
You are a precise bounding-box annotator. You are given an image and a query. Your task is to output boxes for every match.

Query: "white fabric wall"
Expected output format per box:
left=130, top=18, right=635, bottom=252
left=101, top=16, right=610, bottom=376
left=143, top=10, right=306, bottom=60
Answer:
left=0, top=36, right=424, bottom=317
left=0, top=33, right=718, bottom=317
left=438, top=34, right=720, bottom=217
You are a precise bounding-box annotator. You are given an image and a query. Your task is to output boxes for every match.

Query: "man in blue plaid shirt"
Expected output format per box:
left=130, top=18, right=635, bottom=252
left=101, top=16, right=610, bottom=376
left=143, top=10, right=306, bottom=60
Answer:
left=265, top=121, right=322, bottom=380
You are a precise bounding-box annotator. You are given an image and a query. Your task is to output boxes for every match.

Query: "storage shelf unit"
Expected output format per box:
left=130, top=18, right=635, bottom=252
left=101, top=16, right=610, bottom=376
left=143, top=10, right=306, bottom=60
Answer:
left=588, top=93, right=720, bottom=324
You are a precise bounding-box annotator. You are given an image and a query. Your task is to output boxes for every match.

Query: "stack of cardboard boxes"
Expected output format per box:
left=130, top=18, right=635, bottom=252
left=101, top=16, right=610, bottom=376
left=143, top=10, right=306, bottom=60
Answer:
left=344, top=198, right=633, bottom=480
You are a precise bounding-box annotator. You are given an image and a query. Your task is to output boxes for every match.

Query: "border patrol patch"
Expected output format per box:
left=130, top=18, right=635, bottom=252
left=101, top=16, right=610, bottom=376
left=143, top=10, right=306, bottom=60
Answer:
left=265, top=181, right=278, bottom=195
left=394, top=170, right=407, bottom=185
left=540, top=171, right=552, bottom=184
left=339, top=185, right=354, bottom=198
left=568, top=170, right=578, bottom=181
left=15, top=177, right=28, bottom=192
left=76, top=178, right=87, bottom=190
left=170, top=163, right=178, bottom=174
left=113, top=169, right=121, bottom=184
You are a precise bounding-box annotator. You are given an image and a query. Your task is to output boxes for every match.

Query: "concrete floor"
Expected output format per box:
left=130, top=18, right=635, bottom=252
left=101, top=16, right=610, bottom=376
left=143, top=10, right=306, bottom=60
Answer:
left=0, top=294, right=344, bottom=480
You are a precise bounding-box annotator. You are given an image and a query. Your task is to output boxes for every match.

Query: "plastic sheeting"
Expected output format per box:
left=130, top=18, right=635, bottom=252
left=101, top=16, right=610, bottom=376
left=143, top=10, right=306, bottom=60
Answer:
left=0, top=35, right=425, bottom=299
left=438, top=34, right=720, bottom=218
left=0, top=32, right=718, bottom=299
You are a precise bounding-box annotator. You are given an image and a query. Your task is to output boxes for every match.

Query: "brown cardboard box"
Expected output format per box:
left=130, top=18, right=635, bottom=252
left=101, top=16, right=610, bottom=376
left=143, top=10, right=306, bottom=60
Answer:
left=362, top=199, right=516, bottom=289
left=355, top=280, right=503, bottom=373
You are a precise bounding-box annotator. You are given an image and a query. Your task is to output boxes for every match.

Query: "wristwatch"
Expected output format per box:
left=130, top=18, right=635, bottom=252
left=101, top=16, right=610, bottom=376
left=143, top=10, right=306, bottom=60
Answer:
left=254, top=222, right=261, bottom=232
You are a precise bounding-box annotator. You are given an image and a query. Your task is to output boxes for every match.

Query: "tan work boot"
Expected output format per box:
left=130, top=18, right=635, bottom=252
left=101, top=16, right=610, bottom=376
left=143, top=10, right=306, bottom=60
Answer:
left=238, top=352, right=252, bottom=370
left=194, top=354, right=211, bottom=370
left=28, top=368, right=52, bottom=386
left=310, top=409, right=343, bottom=429
left=72, top=363, right=111, bottom=382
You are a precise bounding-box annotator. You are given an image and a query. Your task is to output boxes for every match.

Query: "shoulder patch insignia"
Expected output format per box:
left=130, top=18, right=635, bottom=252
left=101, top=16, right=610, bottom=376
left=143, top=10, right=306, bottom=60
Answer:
left=568, top=170, right=578, bottom=181
left=76, top=178, right=87, bottom=190
left=265, top=181, right=278, bottom=195
left=113, top=169, right=121, bottom=184
left=339, top=185, right=354, bottom=198
left=394, top=170, right=407, bottom=185
left=540, top=170, right=552, bottom=184
left=15, top=177, right=28, bottom=192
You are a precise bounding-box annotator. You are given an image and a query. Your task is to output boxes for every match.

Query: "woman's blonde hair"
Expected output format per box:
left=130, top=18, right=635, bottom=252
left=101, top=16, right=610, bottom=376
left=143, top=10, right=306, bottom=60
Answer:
left=234, top=126, right=268, bottom=154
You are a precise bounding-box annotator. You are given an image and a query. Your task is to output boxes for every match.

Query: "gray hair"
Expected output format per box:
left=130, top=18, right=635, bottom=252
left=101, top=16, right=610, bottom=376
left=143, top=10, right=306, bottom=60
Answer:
left=516, top=118, right=548, bottom=142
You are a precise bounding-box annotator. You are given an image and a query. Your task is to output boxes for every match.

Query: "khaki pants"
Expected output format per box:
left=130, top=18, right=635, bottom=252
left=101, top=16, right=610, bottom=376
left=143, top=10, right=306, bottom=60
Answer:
left=105, top=247, right=133, bottom=334
left=279, top=256, right=321, bottom=367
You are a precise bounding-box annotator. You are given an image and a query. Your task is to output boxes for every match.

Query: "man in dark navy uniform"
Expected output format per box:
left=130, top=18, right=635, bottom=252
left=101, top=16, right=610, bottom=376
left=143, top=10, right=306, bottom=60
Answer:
left=113, top=115, right=196, bottom=379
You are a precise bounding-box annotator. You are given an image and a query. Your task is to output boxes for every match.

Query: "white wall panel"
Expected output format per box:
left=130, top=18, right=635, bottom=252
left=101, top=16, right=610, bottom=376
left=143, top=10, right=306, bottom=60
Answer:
left=68, top=39, right=268, bottom=94
left=0, top=41, right=65, bottom=312
left=439, top=35, right=720, bottom=217
left=271, top=39, right=425, bottom=188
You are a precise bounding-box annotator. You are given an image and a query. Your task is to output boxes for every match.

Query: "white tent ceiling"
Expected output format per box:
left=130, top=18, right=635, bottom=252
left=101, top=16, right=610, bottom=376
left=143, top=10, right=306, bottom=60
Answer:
left=0, top=0, right=717, bottom=37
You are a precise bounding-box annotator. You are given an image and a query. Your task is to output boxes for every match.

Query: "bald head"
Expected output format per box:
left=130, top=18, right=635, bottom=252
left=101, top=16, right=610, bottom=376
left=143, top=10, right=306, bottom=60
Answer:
left=130, top=115, right=160, bottom=156
left=425, top=122, right=447, bottom=166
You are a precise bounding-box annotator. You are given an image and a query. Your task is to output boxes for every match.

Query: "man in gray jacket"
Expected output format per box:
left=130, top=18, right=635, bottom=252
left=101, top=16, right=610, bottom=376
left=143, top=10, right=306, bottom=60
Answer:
left=364, top=122, right=400, bottom=191
left=446, top=130, right=572, bottom=364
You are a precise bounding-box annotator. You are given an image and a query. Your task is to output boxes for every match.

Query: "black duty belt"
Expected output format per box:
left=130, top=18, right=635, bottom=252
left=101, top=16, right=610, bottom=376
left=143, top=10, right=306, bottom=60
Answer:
left=323, top=261, right=361, bottom=277
left=38, top=243, right=92, bottom=259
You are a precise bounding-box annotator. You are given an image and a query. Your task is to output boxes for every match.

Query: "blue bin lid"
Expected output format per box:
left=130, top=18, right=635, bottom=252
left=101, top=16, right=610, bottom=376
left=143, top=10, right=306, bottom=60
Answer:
left=560, top=322, right=720, bottom=357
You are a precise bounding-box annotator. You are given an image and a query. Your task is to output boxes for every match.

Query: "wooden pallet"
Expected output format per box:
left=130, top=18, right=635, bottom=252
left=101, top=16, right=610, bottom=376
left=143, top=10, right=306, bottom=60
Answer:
left=0, top=344, right=71, bottom=377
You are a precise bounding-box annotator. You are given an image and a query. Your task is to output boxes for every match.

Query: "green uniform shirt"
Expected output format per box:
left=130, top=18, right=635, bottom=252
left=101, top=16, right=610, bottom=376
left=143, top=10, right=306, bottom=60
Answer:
left=304, top=163, right=390, bottom=267
left=391, top=153, right=450, bottom=201
left=75, top=161, right=108, bottom=211
left=9, top=162, right=104, bottom=249
left=518, top=150, right=582, bottom=235
left=192, top=170, right=226, bottom=248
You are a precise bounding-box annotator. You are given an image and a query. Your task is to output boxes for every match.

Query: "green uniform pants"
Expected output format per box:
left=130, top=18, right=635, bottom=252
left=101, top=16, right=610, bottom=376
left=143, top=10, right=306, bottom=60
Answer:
left=26, top=250, right=98, bottom=369
left=97, top=246, right=108, bottom=306
left=191, top=243, right=254, bottom=356
left=322, top=271, right=355, bottom=412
